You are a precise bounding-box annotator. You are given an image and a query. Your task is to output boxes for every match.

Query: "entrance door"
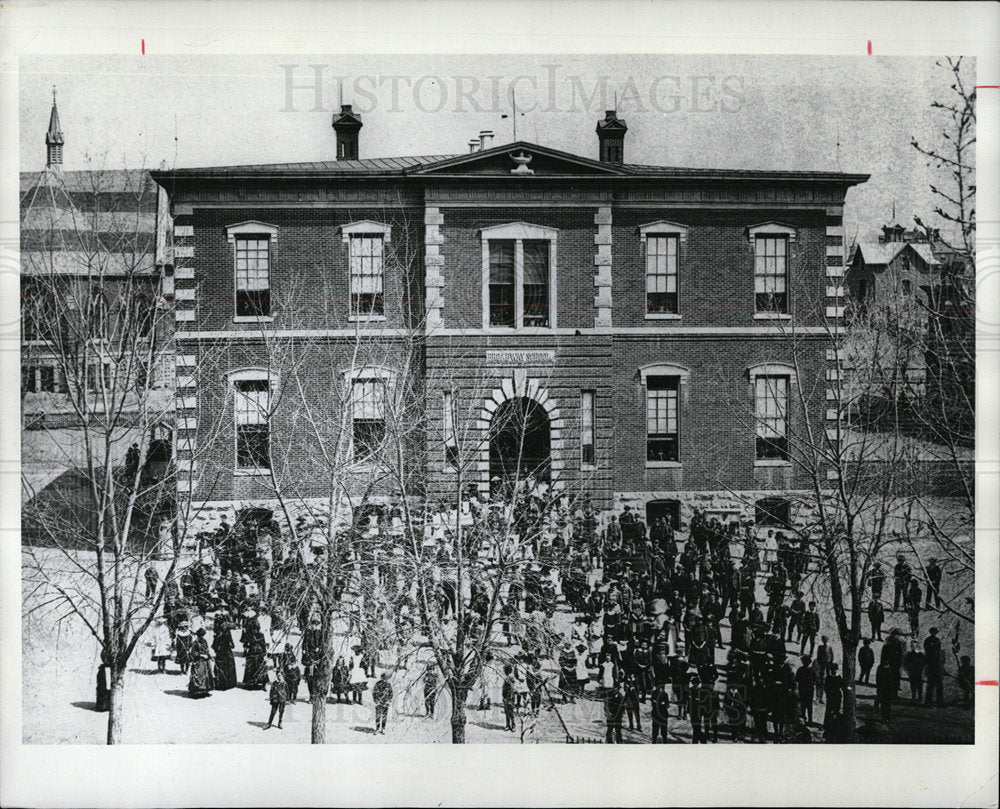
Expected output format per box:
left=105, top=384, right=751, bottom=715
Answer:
left=489, top=397, right=551, bottom=492
left=646, top=498, right=681, bottom=530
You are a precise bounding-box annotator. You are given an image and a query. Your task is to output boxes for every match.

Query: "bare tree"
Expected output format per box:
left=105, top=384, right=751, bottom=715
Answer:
left=380, top=360, right=590, bottom=743
left=20, top=162, right=219, bottom=743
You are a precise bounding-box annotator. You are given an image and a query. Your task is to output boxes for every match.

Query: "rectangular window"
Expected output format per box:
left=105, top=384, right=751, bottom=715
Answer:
left=235, top=236, right=271, bottom=317
left=235, top=378, right=271, bottom=469
left=754, top=236, right=788, bottom=313
left=38, top=366, right=56, bottom=392
left=443, top=391, right=458, bottom=467
left=755, top=375, right=789, bottom=460
left=646, top=235, right=678, bottom=314
left=22, top=365, right=37, bottom=393
left=349, top=235, right=385, bottom=317
left=489, top=241, right=515, bottom=326
left=646, top=376, right=679, bottom=462
left=85, top=363, right=111, bottom=392
left=352, top=378, right=386, bottom=461
left=522, top=240, right=550, bottom=327
left=581, top=390, right=596, bottom=467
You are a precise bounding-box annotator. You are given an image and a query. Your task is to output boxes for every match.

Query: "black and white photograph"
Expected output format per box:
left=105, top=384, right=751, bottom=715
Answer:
left=1, top=2, right=998, bottom=807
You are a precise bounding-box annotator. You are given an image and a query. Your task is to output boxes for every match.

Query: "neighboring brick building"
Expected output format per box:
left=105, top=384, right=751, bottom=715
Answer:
left=21, top=91, right=175, bottom=500
left=152, top=107, right=868, bottom=536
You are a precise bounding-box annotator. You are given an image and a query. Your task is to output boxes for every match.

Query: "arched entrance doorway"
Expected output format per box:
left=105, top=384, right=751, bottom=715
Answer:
left=489, top=397, right=551, bottom=492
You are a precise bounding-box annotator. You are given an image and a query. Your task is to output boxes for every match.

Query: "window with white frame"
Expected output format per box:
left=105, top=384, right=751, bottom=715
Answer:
left=481, top=223, right=557, bottom=329
left=581, top=390, right=596, bottom=467
left=646, top=235, right=679, bottom=315
left=489, top=241, right=516, bottom=326
left=646, top=376, right=679, bottom=462
left=234, top=377, right=271, bottom=470
left=522, top=240, right=550, bottom=326
left=352, top=377, right=387, bottom=461
left=341, top=221, right=391, bottom=320
left=349, top=234, right=385, bottom=317
left=754, top=235, right=788, bottom=314
left=235, top=236, right=271, bottom=317
left=227, top=222, right=278, bottom=319
left=754, top=375, right=789, bottom=461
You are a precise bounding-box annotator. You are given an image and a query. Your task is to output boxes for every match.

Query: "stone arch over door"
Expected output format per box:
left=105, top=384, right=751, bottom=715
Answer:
left=477, top=371, right=563, bottom=493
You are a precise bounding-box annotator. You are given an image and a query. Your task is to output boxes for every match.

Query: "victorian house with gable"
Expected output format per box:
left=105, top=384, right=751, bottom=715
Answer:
left=152, top=106, right=868, bottom=538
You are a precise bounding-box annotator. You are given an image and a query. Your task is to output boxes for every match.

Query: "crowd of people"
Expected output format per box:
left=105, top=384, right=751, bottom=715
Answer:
left=108, top=494, right=971, bottom=742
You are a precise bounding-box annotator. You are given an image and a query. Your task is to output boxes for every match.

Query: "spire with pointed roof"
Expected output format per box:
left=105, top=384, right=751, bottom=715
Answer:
left=45, top=86, right=64, bottom=168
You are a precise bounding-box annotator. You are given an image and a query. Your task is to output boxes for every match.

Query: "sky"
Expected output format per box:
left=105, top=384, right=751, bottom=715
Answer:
left=19, top=54, right=974, bottom=243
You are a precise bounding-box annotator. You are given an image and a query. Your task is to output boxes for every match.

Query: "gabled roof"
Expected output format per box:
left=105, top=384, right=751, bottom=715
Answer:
left=410, top=141, right=629, bottom=176
left=852, top=241, right=941, bottom=268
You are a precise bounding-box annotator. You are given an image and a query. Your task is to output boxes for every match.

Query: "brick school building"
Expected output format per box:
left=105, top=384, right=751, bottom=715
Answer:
left=152, top=108, right=867, bottom=539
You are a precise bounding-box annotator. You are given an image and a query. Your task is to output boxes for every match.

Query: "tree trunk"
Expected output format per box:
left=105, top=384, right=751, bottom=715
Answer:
left=450, top=683, right=467, bottom=744
left=311, top=659, right=331, bottom=744
left=841, top=640, right=859, bottom=743
left=107, top=670, right=125, bottom=745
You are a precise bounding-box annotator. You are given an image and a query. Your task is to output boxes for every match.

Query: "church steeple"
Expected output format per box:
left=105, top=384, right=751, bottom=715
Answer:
left=45, top=86, right=64, bottom=168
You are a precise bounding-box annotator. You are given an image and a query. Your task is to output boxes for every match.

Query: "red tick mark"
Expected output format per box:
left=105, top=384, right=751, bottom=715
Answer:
left=976, top=85, right=999, bottom=89
left=976, top=680, right=999, bottom=686
left=141, top=38, right=145, bottom=55
left=867, top=40, right=872, bottom=55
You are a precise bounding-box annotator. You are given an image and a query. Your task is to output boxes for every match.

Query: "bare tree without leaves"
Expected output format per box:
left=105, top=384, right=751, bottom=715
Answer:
left=20, top=162, right=222, bottom=743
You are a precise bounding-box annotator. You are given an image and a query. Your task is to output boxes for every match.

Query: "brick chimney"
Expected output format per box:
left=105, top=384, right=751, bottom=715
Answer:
left=596, top=109, right=627, bottom=165
left=332, top=104, right=362, bottom=161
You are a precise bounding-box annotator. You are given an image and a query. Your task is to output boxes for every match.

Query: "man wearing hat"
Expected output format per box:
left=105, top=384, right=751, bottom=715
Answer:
left=923, top=627, right=945, bottom=706
left=604, top=681, right=626, bottom=743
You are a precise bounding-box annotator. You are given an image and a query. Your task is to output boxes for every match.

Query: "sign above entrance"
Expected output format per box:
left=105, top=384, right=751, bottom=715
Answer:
left=485, top=349, right=555, bottom=365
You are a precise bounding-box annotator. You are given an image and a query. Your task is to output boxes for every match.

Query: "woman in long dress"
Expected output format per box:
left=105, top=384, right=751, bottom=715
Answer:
left=187, top=628, right=214, bottom=697
left=212, top=618, right=238, bottom=691
left=242, top=627, right=268, bottom=690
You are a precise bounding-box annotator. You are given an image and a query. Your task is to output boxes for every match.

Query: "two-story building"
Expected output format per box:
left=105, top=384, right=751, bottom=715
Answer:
left=152, top=107, right=868, bottom=538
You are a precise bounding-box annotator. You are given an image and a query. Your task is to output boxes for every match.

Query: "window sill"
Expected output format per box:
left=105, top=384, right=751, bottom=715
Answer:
left=581, top=463, right=597, bottom=472
left=347, top=314, right=387, bottom=323
left=233, top=467, right=271, bottom=477
left=645, top=313, right=681, bottom=320
left=484, top=326, right=556, bottom=333
left=233, top=315, right=274, bottom=324
left=646, top=461, right=682, bottom=469
left=754, top=459, right=792, bottom=467
left=753, top=312, right=792, bottom=321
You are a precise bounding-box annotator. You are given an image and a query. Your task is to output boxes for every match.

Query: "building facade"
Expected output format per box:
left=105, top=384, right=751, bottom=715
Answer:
left=20, top=92, right=175, bottom=503
left=152, top=109, right=868, bottom=536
